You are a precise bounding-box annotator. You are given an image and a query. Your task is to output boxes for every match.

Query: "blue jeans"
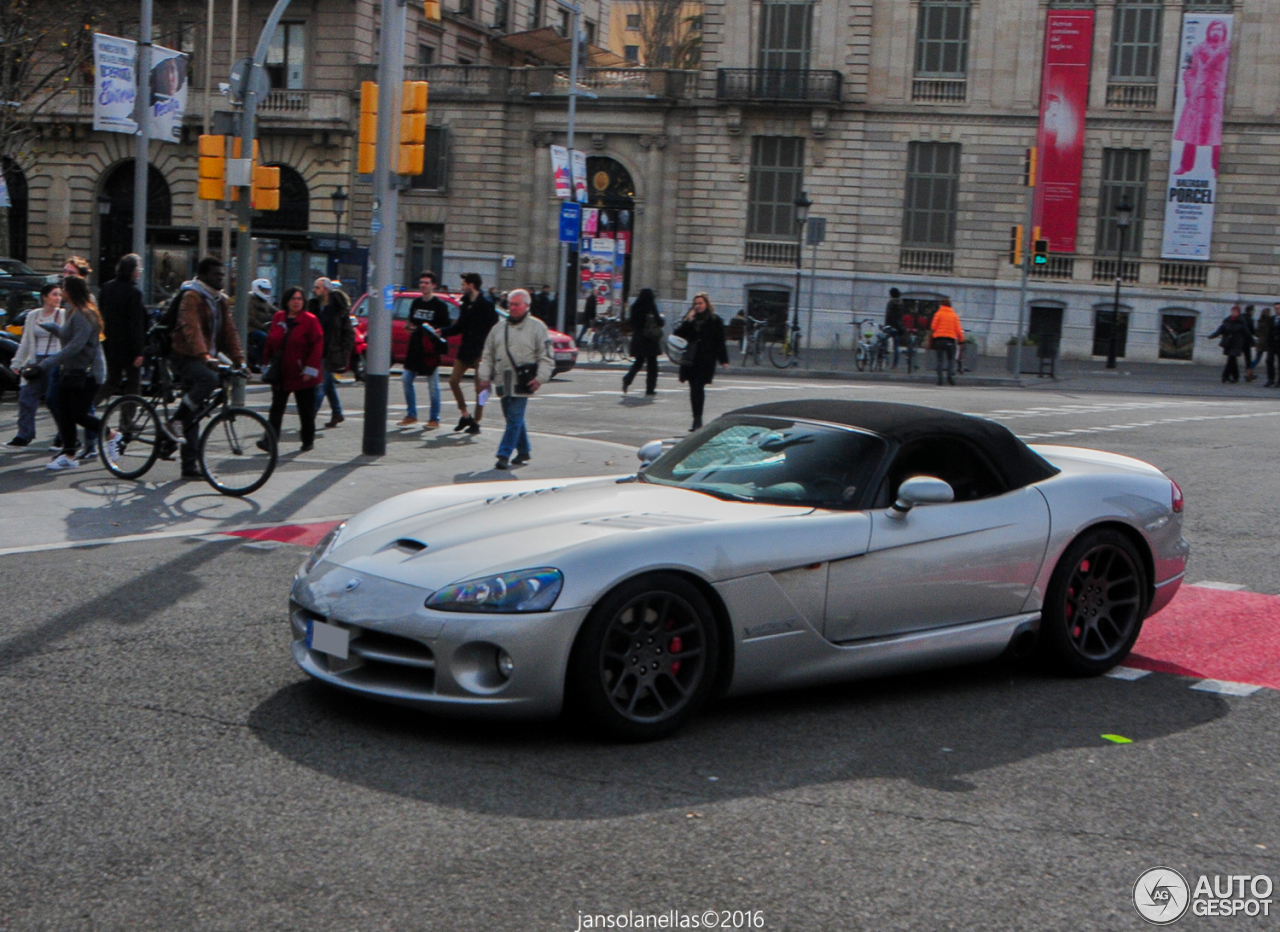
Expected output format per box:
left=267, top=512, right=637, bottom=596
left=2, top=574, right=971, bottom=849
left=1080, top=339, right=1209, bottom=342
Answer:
left=497, top=395, right=530, bottom=460
left=15, top=362, right=57, bottom=440
left=315, top=368, right=343, bottom=417
left=401, top=368, right=441, bottom=421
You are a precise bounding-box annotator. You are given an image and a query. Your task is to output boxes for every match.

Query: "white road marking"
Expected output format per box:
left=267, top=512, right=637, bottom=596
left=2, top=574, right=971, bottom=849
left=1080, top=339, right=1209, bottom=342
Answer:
left=1105, top=666, right=1152, bottom=681
left=1190, top=680, right=1264, bottom=697
left=1017, top=410, right=1280, bottom=441
left=1189, top=581, right=1248, bottom=591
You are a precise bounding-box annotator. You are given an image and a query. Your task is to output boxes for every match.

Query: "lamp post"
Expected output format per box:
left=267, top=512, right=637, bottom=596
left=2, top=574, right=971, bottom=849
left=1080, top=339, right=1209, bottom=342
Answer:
left=792, top=191, right=811, bottom=333
left=1106, top=198, right=1133, bottom=370
left=331, top=186, right=348, bottom=235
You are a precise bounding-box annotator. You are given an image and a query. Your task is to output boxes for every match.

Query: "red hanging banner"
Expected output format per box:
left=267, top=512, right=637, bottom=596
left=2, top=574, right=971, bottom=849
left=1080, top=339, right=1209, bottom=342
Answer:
left=1032, top=10, right=1095, bottom=254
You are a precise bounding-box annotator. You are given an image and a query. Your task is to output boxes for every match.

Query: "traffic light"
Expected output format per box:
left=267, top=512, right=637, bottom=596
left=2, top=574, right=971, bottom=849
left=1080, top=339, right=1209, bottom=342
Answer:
left=1033, top=238, right=1050, bottom=265
left=253, top=165, right=281, bottom=211
left=1024, top=146, right=1038, bottom=187
left=1009, top=225, right=1023, bottom=266
left=398, top=81, right=429, bottom=176
left=424, top=0, right=441, bottom=20
left=359, top=81, right=378, bottom=175
left=197, top=134, right=225, bottom=201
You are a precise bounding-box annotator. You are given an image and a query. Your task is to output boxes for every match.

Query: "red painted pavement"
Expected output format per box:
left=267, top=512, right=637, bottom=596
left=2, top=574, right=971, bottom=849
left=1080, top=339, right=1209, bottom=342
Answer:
left=226, top=520, right=343, bottom=549
left=1128, top=586, right=1280, bottom=691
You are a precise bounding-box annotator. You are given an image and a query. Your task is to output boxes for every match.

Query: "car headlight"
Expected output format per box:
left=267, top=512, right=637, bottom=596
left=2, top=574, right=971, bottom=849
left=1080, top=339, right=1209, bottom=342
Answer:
left=304, top=522, right=345, bottom=574
left=426, top=567, right=563, bottom=613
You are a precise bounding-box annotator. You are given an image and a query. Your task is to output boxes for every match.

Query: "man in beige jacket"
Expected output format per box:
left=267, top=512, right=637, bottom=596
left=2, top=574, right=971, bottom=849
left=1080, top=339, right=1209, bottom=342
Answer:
left=479, top=289, right=555, bottom=470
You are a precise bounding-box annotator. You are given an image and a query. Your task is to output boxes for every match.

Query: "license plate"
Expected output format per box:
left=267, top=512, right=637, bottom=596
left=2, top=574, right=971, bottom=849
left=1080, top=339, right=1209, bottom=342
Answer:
left=307, top=619, right=350, bottom=659
left=555, top=352, right=574, bottom=360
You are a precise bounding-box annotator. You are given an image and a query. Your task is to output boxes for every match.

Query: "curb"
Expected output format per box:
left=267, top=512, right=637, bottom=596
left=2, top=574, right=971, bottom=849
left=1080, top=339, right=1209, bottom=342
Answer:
left=569, top=360, right=1022, bottom=388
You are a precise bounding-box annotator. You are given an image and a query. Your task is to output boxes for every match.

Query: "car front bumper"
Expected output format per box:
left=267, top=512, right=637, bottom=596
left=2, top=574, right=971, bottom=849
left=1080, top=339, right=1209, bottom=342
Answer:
left=290, top=566, right=590, bottom=719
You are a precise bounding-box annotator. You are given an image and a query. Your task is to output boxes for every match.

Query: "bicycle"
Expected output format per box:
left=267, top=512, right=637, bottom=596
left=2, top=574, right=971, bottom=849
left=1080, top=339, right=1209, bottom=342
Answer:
left=854, top=319, right=893, bottom=372
left=901, top=329, right=922, bottom=375
left=588, top=316, right=624, bottom=362
left=738, top=313, right=768, bottom=366
left=97, top=354, right=278, bottom=496
left=768, top=319, right=802, bottom=369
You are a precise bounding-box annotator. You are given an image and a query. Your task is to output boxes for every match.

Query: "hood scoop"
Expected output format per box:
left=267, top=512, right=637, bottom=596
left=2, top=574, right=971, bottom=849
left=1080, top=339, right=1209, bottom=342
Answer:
left=582, top=513, right=712, bottom=530
left=485, top=487, right=565, bottom=505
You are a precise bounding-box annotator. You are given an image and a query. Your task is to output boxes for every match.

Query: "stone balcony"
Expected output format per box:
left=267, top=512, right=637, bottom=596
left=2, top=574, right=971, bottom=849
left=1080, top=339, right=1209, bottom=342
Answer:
left=356, top=65, right=702, bottom=102
left=34, top=85, right=351, bottom=130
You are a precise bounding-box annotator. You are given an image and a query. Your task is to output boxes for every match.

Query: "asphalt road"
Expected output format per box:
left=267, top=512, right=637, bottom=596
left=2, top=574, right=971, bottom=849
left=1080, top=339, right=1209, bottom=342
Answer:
left=1, top=368, right=1278, bottom=930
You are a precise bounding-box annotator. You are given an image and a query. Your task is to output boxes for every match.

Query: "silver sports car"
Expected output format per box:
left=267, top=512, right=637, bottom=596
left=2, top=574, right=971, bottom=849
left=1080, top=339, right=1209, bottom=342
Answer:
left=290, top=401, right=1188, bottom=740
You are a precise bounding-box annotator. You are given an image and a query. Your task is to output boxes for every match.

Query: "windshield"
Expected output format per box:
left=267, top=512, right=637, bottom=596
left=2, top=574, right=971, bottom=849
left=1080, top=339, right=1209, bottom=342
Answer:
left=643, top=417, right=886, bottom=508
left=0, top=260, right=36, bottom=276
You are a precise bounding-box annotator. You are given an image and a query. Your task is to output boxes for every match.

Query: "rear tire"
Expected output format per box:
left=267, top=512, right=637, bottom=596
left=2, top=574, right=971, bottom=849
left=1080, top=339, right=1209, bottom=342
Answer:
left=567, top=573, right=720, bottom=741
left=1039, top=529, right=1149, bottom=676
left=98, top=394, right=160, bottom=480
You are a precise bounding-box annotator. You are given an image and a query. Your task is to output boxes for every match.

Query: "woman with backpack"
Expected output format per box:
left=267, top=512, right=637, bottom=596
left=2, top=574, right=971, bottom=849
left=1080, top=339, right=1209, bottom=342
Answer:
left=673, top=293, right=729, bottom=431
left=622, top=288, right=664, bottom=396
left=261, top=287, right=323, bottom=453
left=23, top=277, right=121, bottom=470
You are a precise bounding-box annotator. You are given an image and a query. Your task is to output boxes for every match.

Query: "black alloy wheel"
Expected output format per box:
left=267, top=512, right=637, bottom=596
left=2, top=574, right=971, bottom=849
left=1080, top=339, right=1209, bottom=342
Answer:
left=1040, top=529, right=1148, bottom=676
left=568, top=573, right=719, bottom=741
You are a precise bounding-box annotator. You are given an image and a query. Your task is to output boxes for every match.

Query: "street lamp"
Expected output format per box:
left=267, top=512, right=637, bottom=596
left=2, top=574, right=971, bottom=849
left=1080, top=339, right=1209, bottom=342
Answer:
left=793, top=191, right=811, bottom=331
left=1106, top=198, right=1133, bottom=370
left=331, top=186, right=348, bottom=234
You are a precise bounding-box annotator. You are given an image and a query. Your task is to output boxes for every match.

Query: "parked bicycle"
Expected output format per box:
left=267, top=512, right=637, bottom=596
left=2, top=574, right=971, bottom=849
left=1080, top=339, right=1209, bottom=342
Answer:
left=854, top=319, right=893, bottom=372
left=586, top=316, right=624, bottom=362
left=738, top=313, right=769, bottom=366
left=900, top=328, right=922, bottom=375
left=98, top=352, right=278, bottom=496
left=768, top=318, right=802, bottom=369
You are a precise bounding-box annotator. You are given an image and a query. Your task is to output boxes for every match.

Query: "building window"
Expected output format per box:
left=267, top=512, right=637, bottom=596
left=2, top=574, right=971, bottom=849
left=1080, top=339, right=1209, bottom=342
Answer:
left=747, top=137, right=805, bottom=240
left=531, top=0, right=543, bottom=30
left=406, top=223, right=445, bottom=288
left=1159, top=310, right=1197, bottom=360
left=493, top=0, right=509, bottom=30
left=457, top=0, right=475, bottom=19
left=1110, top=0, right=1162, bottom=81
left=626, top=13, right=640, bottom=31
left=914, top=0, right=971, bottom=77
left=902, top=142, right=960, bottom=248
left=409, top=126, right=449, bottom=192
left=558, top=10, right=571, bottom=37
left=758, top=1, right=813, bottom=73
left=584, top=21, right=596, bottom=46
left=266, top=22, right=305, bottom=89
left=1092, top=306, right=1130, bottom=358
left=417, top=44, right=436, bottom=66
left=1096, top=148, right=1149, bottom=256
left=624, top=45, right=640, bottom=64
left=457, top=40, right=480, bottom=66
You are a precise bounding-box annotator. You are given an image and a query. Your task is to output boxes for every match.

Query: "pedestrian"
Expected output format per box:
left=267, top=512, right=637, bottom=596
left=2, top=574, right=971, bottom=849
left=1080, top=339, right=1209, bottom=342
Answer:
left=478, top=288, right=554, bottom=470
left=246, top=279, right=277, bottom=372
left=622, top=287, right=664, bottom=396
left=399, top=270, right=451, bottom=429
left=170, top=257, right=243, bottom=479
left=1266, top=304, right=1280, bottom=389
left=1243, top=305, right=1259, bottom=381
left=673, top=293, right=728, bottom=432
left=1258, top=307, right=1275, bottom=386
left=313, top=285, right=355, bottom=428
left=96, top=253, right=147, bottom=404
left=1208, top=305, right=1249, bottom=383
left=885, top=287, right=905, bottom=367
left=262, top=287, right=323, bottom=453
left=59, top=255, right=101, bottom=458
left=5, top=283, right=64, bottom=448
left=930, top=300, right=964, bottom=386
left=576, top=291, right=597, bottom=344
left=441, top=272, right=498, bottom=435
left=62, top=256, right=92, bottom=281
left=531, top=284, right=555, bottom=324
left=23, top=276, right=121, bottom=470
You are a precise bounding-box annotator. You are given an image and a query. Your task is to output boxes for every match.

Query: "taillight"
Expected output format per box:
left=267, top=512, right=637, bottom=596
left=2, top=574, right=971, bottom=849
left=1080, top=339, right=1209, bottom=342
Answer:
left=1170, top=479, right=1184, bottom=514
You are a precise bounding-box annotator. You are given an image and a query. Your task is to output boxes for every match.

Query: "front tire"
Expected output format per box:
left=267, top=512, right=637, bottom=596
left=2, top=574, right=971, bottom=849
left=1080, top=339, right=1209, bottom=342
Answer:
left=567, top=573, right=720, bottom=741
left=1039, top=529, right=1148, bottom=676
left=198, top=407, right=278, bottom=496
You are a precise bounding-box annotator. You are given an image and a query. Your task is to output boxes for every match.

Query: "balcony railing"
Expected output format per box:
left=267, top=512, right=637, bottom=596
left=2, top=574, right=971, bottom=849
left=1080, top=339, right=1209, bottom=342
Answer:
left=912, top=78, right=967, bottom=103
left=744, top=240, right=799, bottom=266
left=716, top=68, right=842, bottom=104
left=1159, top=261, right=1210, bottom=288
left=1092, top=258, right=1142, bottom=284
left=1106, top=83, right=1158, bottom=109
left=1029, top=255, right=1076, bottom=281
left=394, top=65, right=701, bottom=101
left=899, top=247, right=954, bottom=274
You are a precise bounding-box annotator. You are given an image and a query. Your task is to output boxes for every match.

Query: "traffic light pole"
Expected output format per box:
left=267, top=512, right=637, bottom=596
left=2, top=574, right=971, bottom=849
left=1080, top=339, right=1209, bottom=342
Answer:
left=362, top=0, right=408, bottom=456
left=1013, top=149, right=1037, bottom=383
left=553, top=0, right=582, bottom=336
left=132, top=0, right=152, bottom=300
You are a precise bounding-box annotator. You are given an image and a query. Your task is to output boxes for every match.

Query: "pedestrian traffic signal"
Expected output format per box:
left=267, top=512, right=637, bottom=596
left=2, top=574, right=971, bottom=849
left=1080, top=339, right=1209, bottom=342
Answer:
left=398, top=81, right=429, bottom=176
left=1009, top=225, right=1023, bottom=266
left=359, top=81, right=378, bottom=175
left=424, top=0, right=441, bottom=20
left=197, top=134, right=226, bottom=201
left=252, top=164, right=281, bottom=211
left=1033, top=239, right=1050, bottom=265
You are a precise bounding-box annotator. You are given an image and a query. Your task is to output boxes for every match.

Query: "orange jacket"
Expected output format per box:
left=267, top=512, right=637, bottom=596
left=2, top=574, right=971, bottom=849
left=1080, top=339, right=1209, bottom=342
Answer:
left=930, top=304, right=964, bottom=342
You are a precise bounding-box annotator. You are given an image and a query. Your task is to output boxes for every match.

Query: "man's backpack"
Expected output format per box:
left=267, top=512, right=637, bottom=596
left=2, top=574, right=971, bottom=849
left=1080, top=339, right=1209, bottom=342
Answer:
left=148, top=288, right=189, bottom=358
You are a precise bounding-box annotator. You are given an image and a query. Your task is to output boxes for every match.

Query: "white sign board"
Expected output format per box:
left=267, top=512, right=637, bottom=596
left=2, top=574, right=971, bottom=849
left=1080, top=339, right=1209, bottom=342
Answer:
left=93, top=33, right=138, bottom=135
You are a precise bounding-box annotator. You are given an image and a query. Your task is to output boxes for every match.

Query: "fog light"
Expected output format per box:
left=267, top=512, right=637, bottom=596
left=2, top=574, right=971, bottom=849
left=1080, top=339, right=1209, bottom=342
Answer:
left=496, top=649, right=515, bottom=680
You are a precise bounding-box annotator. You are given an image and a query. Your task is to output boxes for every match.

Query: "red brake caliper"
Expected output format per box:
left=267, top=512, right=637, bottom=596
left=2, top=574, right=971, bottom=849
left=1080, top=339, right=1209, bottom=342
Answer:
left=669, top=636, right=683, bottom=676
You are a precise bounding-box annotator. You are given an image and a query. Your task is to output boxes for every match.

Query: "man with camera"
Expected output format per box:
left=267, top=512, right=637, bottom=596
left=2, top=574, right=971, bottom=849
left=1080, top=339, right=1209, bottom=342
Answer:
left=478, top=289, right=554, bottom=471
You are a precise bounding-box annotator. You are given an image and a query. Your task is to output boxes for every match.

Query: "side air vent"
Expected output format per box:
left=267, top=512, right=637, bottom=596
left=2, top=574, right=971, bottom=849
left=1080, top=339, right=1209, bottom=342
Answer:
left=394, top=539, right=427, bottom=553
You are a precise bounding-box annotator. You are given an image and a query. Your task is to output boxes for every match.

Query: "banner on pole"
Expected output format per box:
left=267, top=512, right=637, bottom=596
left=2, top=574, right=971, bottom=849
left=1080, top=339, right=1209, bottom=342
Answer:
left=1161, top=13, right=1232, bottom=260
left=571, top=150, right=588, bottom=204
left=550, top=146, right=571, bottom=198
left=93, top=33, right=138, bottom=134
left=147, top=46, right=189, bottom=143
left=1031, top=10, right=1094, bottom=254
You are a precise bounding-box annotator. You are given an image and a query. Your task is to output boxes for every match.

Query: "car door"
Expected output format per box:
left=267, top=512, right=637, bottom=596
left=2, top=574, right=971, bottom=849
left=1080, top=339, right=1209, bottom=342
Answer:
left=824, top=436, right=1051, bottom=643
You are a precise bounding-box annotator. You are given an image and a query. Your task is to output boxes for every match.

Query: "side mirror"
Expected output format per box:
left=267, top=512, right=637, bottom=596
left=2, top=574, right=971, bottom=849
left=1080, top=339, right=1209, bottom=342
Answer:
left=637, top=440, right=664, bottom=471
left=888, top=476, right=954, bottom=518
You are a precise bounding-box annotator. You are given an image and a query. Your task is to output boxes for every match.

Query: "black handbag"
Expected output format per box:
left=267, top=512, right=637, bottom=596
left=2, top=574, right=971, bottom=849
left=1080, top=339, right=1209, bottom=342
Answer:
left=502, top=324, right=539, bottom=396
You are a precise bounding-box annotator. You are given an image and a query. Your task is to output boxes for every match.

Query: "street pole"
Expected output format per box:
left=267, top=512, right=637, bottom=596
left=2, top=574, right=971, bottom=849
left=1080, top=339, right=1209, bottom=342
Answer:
left=221, top=0, right=239, bottom=269
left=132, top=0, right=153, bottom=299
left=1107, top=229, right=1125, bottom=370
left=553, top=0, right=582, bottom=336
left=805, top=228, right=818, bottom=366
left=362, top=0, right=408, bottom=456
left=1013, top=191, right=1034, bottom=382
left=198, top=0, right=215, bottom=260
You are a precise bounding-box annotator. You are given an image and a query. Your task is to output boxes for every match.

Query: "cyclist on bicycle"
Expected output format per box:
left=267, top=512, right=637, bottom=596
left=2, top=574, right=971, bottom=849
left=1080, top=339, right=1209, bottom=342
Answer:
left=170, top=257, right=244, bottom=479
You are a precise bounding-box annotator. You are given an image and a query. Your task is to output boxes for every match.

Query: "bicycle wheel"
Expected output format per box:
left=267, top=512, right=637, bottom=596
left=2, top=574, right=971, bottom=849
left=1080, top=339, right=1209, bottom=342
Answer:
left=768, top=336, right=793, bottom=369
left=99, top=394, right=161, bottom=480
left=855, top=344, right=868, bottom=372
left=589, top=333, right=607, bottom=363
left=603, top=336, right=621, bottom=363
left=199, top=407, right=277, bottom=496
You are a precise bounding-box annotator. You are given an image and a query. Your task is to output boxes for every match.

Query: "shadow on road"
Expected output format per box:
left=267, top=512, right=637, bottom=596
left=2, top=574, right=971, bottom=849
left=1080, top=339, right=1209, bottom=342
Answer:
left=247, top=661, right=1226, bottom=819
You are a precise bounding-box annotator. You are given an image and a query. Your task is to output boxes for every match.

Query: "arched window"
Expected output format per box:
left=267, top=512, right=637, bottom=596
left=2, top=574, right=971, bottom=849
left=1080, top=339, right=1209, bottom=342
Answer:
left=255, top=164, right=309, bottom=232
left=98, top=161, right=172, bottom=282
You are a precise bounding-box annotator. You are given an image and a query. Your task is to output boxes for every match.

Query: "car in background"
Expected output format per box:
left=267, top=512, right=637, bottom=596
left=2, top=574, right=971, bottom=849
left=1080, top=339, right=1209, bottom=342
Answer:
left=0, top=258, right=50, bottom=322
left=350, top=290, right=578, bottom=380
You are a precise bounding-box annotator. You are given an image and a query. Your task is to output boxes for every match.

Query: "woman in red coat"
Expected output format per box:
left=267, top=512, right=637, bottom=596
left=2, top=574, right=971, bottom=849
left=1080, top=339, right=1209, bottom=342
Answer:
left=262, top=287, right=324, bottom=452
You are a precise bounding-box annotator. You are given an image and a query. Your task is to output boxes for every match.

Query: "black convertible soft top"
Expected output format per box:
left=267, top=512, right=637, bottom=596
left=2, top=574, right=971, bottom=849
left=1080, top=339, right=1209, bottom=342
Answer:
left=734, top=399, right=1060, bottom=490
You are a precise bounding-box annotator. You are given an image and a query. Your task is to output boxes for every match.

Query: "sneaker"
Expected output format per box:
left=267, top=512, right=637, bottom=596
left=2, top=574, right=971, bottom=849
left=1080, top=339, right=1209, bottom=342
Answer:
left=5, top=437, right=31, bottom=448
left=46, top=454, right=79, bottom=471
left=397, top=416, right=419, bottom=427
left=622, top=378, right=630, bottom=394
left=426, top=420, right=440, bottom=430
left=79, top=443, right=97, bottom=461
left=180, top=467, right=203, bottom=480
left=494, top=455, right=510, bottom=470
left=255, top=437, right=272, bottom=452
left=454, top=414, right=473, bottom=432
left=299, top=442, right=314, bottom=453
left=325, top=414, right=344, bottom=428
left=103, top=431, right=123, bottom=466
left=465, top=421, right=482, bottom=435
left=512, top=452, right=530, bottom=466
